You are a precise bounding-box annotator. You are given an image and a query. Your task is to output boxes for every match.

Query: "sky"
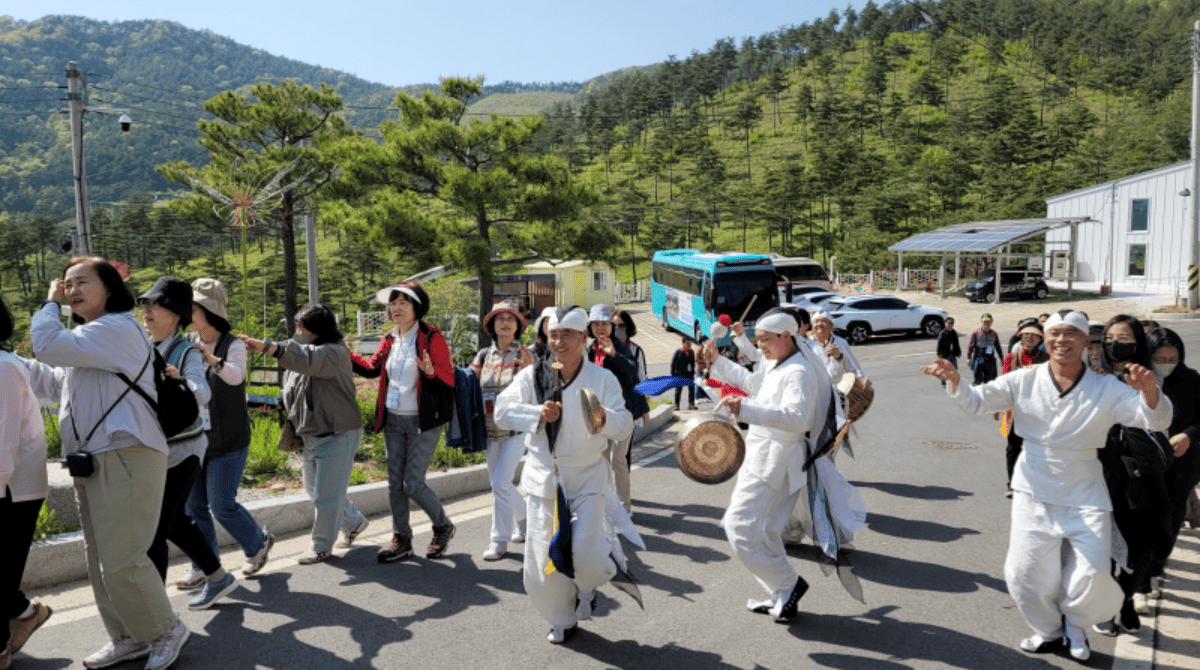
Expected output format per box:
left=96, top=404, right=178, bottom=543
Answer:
left=7, top=0, right=870, bottom=87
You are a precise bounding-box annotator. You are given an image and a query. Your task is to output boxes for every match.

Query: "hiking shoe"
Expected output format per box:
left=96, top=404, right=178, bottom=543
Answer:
left=188, top=573, right=238, bottom=610
left=482, top=542, right=506, bottom=561
left=8, top=601, right=52, bottom=653
left=426, top=523, right=456, bottom=559
left=337, top=517, right=370, bottom=549
left=145, top=619, right=190, bottom=670
left=771, top=576, right=810, bottom=622
left=297, top=550, right=331, bottom=565
left=242, top=532, right=275, bottom=576
left=378, top=535, right=414, bottom=563
left=82, top=638, right=150, bottom=669
left=173, top=568, right=206, bottom=591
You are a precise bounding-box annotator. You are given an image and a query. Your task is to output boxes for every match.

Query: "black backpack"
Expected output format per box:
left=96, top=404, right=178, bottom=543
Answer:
left=119, top=339, right=202, bottom=442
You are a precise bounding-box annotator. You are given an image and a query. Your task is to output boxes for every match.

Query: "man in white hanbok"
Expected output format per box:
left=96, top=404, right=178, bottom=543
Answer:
left=703, top=309, right=833, bottom=621
left=808, top=310, right=865, bottom=381
left=924, top=310, right=1172, bottom=662
left=494, top=307, right=634, bottom=644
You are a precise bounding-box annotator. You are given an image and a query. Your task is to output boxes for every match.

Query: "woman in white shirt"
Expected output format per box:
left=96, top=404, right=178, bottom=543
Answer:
left=0, top=294, right=51, bottom=667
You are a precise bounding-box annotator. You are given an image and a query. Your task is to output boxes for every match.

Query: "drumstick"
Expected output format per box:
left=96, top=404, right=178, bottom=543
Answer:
left=738, top=295, right=759, bottom=324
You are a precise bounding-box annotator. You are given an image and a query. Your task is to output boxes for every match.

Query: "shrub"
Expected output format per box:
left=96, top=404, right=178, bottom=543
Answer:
left=42, top=407, right=61, bottom=459
left=33, top=501, right=75, bottom=541
left=243, top=415, right=294, bottom=484
left=428, top=433, right=486, bottom=470
left=348, top=466, right=369, bottom=486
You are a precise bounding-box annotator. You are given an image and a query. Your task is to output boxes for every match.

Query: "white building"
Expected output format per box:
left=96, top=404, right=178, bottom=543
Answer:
left=1045, top=161, right=1193, bottom=294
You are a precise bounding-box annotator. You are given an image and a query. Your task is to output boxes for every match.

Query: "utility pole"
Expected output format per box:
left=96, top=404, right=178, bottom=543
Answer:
left=302, top=139, right=319, bottom=304
left=1191, top=21, right=1200, bottom=309
left=67, top=62, right=90, bottom=256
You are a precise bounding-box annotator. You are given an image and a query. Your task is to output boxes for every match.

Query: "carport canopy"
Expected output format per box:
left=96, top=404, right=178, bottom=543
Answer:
left=886, top=217, right=1093, bottom=304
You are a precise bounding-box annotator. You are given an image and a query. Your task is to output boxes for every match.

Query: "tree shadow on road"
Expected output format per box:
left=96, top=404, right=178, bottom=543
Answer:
left=865, top=512, right=981, bottom=543
left=849, top=481, right=973, bottom=501
left=792, top=606, right=1079, bottom=670
left=563, top=629, right=747, bottom=670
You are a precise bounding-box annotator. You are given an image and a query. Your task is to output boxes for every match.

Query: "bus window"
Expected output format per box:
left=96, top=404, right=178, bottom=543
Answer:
left=712, top=269, right=777, bottom=321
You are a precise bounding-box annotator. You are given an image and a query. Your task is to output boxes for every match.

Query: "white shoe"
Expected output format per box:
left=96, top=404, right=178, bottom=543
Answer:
left=1133, top=592, right=1151, bottom=614
left=1064, top=623, right=1090, bottom=662
left=83, top=638, right=151, bottom=669
left=546, top=625, right=576, bottom=644
left=145, top=619, right=190, bottom=670
left=482, top=542, right=506, bottom=561
left=172, top=568, right=205, bottom=592
left=575, top=591, right=596, bottom=621
left=511, top=520, right=526, bottom=543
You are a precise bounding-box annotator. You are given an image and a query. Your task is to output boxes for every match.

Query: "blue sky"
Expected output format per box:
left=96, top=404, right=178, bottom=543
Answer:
left=7, top=0, right=869, bottom=87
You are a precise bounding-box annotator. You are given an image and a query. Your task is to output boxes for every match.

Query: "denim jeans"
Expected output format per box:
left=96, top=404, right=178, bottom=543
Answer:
left=384, top=413, right=450, bottom=537
left=187, top=447, right=267, bottom=566
left=302, top=429, right=366, bottom=554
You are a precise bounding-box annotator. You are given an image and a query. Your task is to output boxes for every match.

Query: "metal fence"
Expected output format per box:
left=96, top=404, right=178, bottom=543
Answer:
left=356, top=310, right=390, bottom=337
left=614, top=280, right=648, bottom=304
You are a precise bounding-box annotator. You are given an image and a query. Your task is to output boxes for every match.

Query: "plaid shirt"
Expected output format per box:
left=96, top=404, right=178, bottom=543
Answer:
left=472, top=341, right=525, bottom=439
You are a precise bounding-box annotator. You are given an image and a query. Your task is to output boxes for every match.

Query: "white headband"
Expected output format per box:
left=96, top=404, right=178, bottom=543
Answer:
left=1044, top=311, right=1088, bottom=334
left=757, top=312, right=798, bottom=335
left=547, top=307, right=589, bottom=332
left=810, top=310, right=832, bottom=324
left=376, top=284, right=423, bottom=306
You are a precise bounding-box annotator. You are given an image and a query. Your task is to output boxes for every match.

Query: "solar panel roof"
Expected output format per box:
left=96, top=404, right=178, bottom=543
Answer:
left=887, top=218, right=1090, bottom=253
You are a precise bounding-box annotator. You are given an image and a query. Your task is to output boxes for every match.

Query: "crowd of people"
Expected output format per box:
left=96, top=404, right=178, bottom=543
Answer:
left=2, top=256, right=1198, bottom=667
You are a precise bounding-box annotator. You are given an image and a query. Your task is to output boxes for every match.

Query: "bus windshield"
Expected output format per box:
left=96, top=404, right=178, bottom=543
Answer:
left=712, top=270, right=777, bottom=320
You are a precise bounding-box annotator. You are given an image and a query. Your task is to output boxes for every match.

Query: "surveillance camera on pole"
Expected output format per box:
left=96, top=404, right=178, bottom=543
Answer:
left=119, top=113, right=132, bottom=132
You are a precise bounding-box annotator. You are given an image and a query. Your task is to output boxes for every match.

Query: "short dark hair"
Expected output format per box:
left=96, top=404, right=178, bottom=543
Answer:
left=793, top=308, right=812, bottom=327
left=64, top=257, right=135, bottom=323
left=387, top=281, right=430, bottom=321
left=485, top=310, right=526, bottom=342
left=614, top=310, right=638, bottom=338
left=1147, top=326, right=1186, bottom=363
left=296, top=303, right=342, bottom=346
left=0, top=294, right=13, bottom=351
left=681, top=336, right=692, bottom=344
left=197, top=304, right=232, bottom=334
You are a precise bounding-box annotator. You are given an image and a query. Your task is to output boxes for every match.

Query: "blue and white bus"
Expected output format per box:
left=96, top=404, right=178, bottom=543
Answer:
left=650, top=249, right=780, bottom=342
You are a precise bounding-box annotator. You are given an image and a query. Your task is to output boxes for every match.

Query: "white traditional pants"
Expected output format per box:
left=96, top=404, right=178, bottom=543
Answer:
left=524, top=492, right=616, bottom=627
left=724, top=469, right=803, bottom=595
left=487, top=434, right=526, bottom=543
left=1006, top=492, right=1123, bottom=637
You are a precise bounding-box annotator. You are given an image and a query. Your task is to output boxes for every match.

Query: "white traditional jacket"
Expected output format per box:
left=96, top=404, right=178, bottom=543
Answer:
left=808, top=334, right=865, bottom=381
left=710, top=351, right=819, bottom=494
left=495, top=360, right=633, bottom=500
left=951, top=364, right=1173, bottom=510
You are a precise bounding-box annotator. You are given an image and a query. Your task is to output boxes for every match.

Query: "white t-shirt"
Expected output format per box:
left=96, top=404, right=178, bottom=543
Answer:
left=385, top=326, right=420, bottom=415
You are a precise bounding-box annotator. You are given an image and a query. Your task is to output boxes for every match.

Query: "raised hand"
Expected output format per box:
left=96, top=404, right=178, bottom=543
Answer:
left=417, top=350, right=435, bottom=376
left=921, top=358, right=960, bottom=386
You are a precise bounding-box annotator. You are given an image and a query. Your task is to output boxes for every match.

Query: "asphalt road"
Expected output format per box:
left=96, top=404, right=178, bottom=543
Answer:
left=19, top=317, right=1200, bottom=670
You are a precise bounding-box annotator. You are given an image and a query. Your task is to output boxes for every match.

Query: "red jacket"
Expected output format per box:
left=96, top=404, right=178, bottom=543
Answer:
left=350, top=321, right=455, bottom=433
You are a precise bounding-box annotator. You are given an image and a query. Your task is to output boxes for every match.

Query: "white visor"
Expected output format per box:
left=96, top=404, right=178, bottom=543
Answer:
left=376, top=284, right=423, bottom=306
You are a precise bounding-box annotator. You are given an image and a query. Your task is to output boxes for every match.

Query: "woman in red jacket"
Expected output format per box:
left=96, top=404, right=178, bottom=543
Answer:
left=350, top=281, right=456, bottom=563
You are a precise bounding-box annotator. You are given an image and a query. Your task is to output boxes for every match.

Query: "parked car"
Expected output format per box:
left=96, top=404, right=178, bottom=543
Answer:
left=825, top=295, right=948, bottom=345
left=784, top=291, right=841, bottom=310
left=777, top=282, right=830, bottom=303
left=964, top=267, right=1050, bottom=303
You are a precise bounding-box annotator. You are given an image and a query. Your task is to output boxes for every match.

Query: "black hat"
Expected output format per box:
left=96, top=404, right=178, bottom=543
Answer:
left=139, top=276, right=193, bottom=326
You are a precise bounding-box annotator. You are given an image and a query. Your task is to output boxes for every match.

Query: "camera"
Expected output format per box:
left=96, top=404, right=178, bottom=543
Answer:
left=66, top=451, right=95, bottom=478
left=119, top=113, right=132, bottom=132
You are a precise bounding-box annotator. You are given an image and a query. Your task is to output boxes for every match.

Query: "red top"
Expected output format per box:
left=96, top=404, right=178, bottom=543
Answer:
left=349, top=321, right=454, bottom=433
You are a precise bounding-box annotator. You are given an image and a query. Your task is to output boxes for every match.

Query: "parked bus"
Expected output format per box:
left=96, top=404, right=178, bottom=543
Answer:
left=650, top=249, right=779, bottom=342
left=768, top=253, right=832, bottom=298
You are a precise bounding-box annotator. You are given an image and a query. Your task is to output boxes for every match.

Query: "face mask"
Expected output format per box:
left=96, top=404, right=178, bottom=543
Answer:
left=294, top=332, right=313, bottom=345
left=1154, top=362, right=1177, bottom=378
left=616, top=327, right=627, bottom=340
left=1105, top=341, right=1137, bottom=363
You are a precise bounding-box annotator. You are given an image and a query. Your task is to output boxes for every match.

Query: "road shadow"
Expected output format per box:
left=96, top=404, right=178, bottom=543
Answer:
left=635, top=499, right=728, bottom=544
left=563, top=629, right=745, bottom=670
left=865, top=512, right=981, bottom=544
left=850, top=481, right=973, bottom=501
left=786, top=547, right=1006, bottom=595
left=792, top=606, right=1075, bottom=670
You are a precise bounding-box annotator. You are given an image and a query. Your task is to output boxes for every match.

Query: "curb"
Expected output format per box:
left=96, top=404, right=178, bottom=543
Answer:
left=1147, top=311, right=1200, bottom=320
left=21, top=404, right=675, bottom=590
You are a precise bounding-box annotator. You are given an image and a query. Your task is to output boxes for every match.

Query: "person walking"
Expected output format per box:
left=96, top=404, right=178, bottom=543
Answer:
left=25, top=258, right=187, bottom=670
left=138, top=277, right=238, bottom=611
left=587, top=305, right=646, bottom=514
left=936, top=317, right=962, bottom=387
left=182, top=278, right=274, bottom=585
left=967, top=313, right=1002, bottom=385
left=670, top=338, right=696, bottom=410
left=470, top=302, right=534, bottom=561
left=0, top=295, right=51, bottom=669
left=350, top=282, right=456, bottom=563
left=240, top=304, right=368, bottom=565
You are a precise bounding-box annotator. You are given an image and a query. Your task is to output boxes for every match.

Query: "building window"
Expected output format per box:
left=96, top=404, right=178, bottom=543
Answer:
left=592, top=271, right=607, bottom=291
left=1130, top=198, right=1149, bottom=232
left=1128, top=244, right=1147, bottom=277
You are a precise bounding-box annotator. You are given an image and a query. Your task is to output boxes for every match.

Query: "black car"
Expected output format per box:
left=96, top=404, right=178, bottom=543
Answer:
left=964, top=267, right=1050, bottom=302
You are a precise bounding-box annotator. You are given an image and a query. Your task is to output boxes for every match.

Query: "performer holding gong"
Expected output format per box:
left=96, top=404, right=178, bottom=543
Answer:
left=494, top=306, right=636, bottom=644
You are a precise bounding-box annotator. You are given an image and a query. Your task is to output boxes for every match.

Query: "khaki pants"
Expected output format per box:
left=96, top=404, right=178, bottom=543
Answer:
left=602, top=437, right=632, bottom=514
left=75, top=445, right=176, bottom=643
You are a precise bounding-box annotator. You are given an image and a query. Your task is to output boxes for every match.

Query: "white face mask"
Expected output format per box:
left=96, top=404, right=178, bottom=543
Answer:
left=1154, top=362, right=1177, bottom=378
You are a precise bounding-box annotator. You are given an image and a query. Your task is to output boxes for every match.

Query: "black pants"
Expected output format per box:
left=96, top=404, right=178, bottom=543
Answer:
left=1113, top=506, right=1173, bottom=596
left=148, top=455, right=222, bottom=581
left=1005, top=432, right=1023, bottom=489
left=674, top=384, right=694, bottom=407
left=973, top=357, right=997, bottom=385
left=1, top=492, right=43, bottom=649
left=1152, top=451, right=1200, bottom=580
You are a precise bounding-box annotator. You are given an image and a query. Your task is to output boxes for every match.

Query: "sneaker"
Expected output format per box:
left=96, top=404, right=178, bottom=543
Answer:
left=1018, top=635, right=1062, bottom=654
left=1133, top=592, right=1150, bottom=614
left=8, top=601, right=52, bottom=653
left=482, top=542, right=506, bottom=561
left=242, top=532, right=275, bottom=576
left=771, top=576, right=810, bottom=623
left=378, top=535, right=414, bottom=563
left=747, top=598, right=774, bottom=614
left=188, top=573, right=238, bottom=610
left=145, top=619, right=190, bottom=670
left=1119, top=598, right=1142, bottom=633
left=1092, top=620, right=1118, bottom=637
left=426, top=523, right=456, bottom=559
left=172, top=568, right=206, bottom=592
left=337, top=517, right=370, bottom=549
left=546, top=625, right=577, bottom=644
left=688, top=404, right=697, bottom=410
left=575, top=591, right=597, bottom=621
left=511, top=520, right=526, bottom=544
left=1064, top=623, right=1090, bottom=662
left=83, top=638, right=151, bottom=669
left=298, top=550, right=331, bottom=565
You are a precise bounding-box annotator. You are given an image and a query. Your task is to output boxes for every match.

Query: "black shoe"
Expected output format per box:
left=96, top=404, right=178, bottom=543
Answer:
left=426, top=523, right=456, bottom=559
left=1092, top=619, right=1118, bottom=637
left=1120, top=598, right=1142, bottom=633
left=378, top=534, right=413, bottom=563
left=773, top=577, right=810, bottom=623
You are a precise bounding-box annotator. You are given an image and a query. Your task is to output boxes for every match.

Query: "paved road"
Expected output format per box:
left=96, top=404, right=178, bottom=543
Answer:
left=18, top=317, right=1200, bottom=669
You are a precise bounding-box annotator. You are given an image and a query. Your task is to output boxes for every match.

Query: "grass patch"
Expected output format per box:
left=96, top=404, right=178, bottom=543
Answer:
left=33, top=501, right=77, bottom=541
left=243, top=415, right=294, bottom=484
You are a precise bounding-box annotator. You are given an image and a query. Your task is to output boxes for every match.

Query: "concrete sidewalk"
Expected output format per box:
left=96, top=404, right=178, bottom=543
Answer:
left=1116, top=527, right=1200, bottom=670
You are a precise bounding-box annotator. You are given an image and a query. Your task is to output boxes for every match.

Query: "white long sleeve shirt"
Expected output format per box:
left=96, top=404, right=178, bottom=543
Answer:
left=495, top=361, right=632, bottom=500
left=0, top=350, right=48, bottom=501
left=808, top=334, right=865, bottom=381
left=950, top=365, right=1173, bottom=510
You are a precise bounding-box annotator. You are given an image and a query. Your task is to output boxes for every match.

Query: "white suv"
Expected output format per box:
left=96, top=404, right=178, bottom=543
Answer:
left=825, top=295, right=948, bottom=345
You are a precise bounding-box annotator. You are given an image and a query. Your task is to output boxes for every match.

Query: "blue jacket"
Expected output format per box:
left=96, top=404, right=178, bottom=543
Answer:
left=589, top=337, right=651, bottom=420
left=446, top=366, right=487, bottom=453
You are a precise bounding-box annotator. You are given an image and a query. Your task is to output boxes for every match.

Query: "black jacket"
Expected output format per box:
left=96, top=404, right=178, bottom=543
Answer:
left=936, top=329, right=961, bottom=359
left=670, top=348, right=695, bottom=378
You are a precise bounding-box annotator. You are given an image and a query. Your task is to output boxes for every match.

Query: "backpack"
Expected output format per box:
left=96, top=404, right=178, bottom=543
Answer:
left=118, top=339, right=202, bottom=442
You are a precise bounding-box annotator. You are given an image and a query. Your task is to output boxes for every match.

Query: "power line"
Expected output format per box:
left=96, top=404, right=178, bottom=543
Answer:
left=90, top=85, right=211, bottom=114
